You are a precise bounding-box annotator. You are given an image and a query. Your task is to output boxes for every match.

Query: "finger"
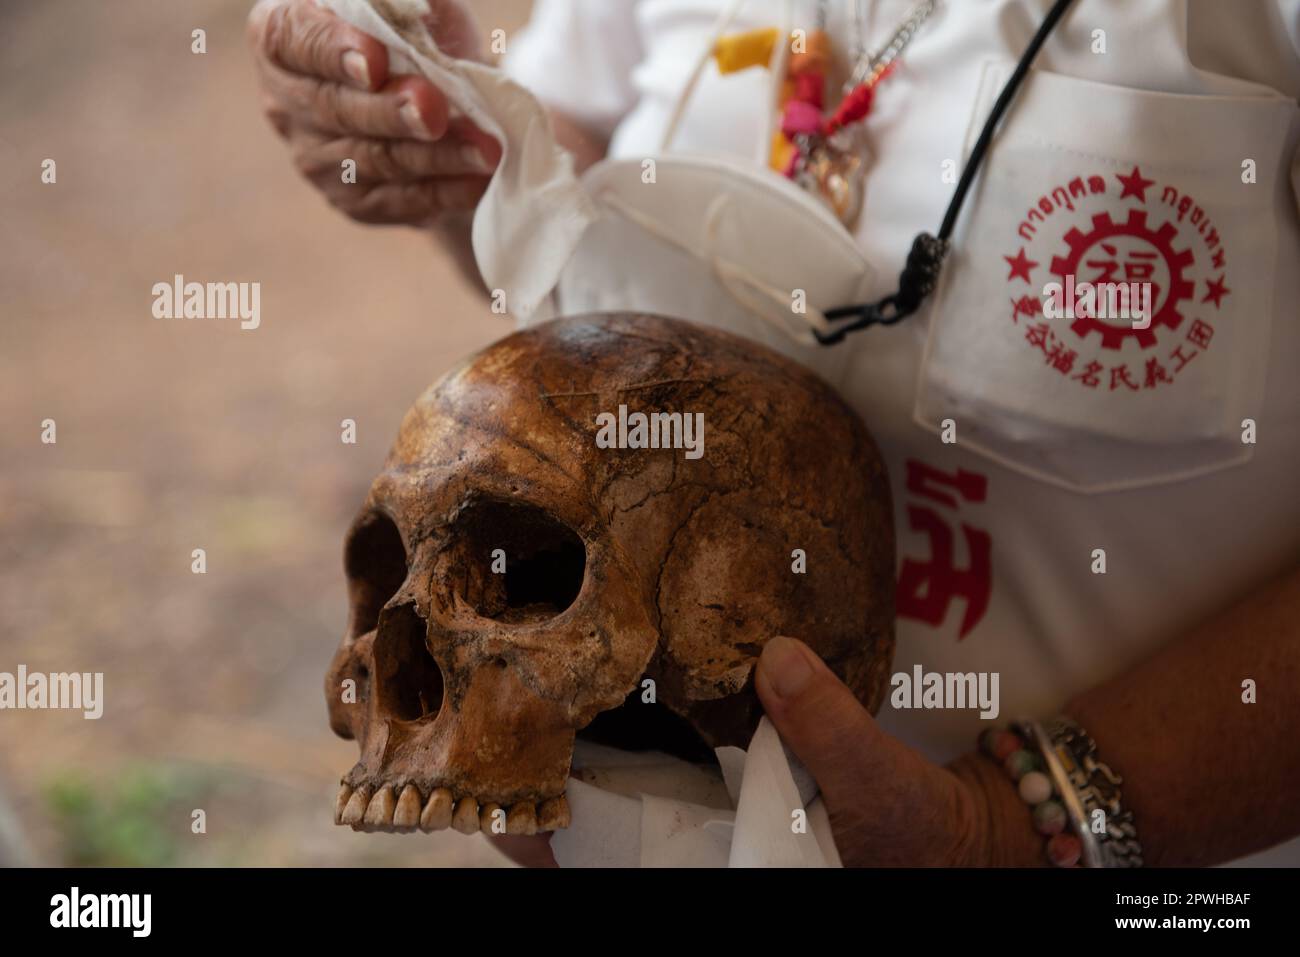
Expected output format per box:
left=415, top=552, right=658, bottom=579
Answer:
left=251, top=0, right=389, bottom=91
left=265, top=70, right=451, bottom=140
left=325, top=176, right=490, bottom=225
left=295, top=132, right=496, bottom=184
left=757, top=637, right=976, bottom=866
left=448, top=117, right=503, bottom=169
left=378, top=75, right=453, bottom=142
left=754, top=636, right=890, bottom=804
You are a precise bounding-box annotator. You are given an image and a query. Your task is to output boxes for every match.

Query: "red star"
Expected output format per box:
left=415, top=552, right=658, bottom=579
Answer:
left=1004, top=247, right=1039, bottom=284
left=1202, top=274, right=1231, bottom=309
left=1115, top=165, right=1155, bottom=202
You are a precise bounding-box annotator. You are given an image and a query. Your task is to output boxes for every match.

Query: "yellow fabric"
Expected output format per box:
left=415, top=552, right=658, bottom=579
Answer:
left=768, top=129, right=795, bottom=173
left=713, top=27, right=780, bottom=74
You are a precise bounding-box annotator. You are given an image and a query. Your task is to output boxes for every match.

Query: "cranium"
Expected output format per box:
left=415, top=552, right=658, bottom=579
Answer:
left=327, top=314, right=894, bottom=835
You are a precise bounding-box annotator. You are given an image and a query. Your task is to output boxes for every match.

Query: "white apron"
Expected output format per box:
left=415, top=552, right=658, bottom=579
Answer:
left=545, top=0, right=1299, bottom=494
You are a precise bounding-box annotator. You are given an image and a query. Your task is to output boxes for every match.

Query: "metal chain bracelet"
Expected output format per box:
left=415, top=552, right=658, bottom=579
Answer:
left=1043, top=715, right=1143, bottom=867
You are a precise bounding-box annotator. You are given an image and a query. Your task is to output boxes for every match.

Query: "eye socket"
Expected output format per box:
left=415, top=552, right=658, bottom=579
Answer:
left=344, top=511, right=407, bottom=637
left=446, top=499, right=586, bottom=623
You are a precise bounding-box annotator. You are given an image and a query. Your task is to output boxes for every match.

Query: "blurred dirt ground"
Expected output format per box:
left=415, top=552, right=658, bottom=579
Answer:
left=0, top=0, right=533, bottom=866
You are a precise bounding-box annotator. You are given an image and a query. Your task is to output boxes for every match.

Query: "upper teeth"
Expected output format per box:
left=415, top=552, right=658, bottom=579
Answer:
left=336, top=783, right=570, bottom=835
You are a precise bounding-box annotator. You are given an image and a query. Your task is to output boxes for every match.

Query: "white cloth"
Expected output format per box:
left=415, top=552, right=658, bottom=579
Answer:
left=506, top=0, right=1300, bottom=866
left=558, top=153, right=869, bottom=387
left=551, top=720, right=839, bottom=868
left=320, top=0, right=599, bottom=319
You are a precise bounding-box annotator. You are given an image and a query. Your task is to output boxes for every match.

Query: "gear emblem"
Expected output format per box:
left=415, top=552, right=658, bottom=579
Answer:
left=1049, top=209, right=1195, bottom=350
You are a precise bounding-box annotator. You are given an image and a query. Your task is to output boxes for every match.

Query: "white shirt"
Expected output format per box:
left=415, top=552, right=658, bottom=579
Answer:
left=504, top=0, right=1300, bottom=864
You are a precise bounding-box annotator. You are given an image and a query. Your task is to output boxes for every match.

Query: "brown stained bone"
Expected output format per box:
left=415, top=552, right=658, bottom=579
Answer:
left=536, top=795, right=572, bottom=832
left=419, top=788, right=454, bottom=832
left=506, top=802, right=538, bottom=836
left=451, top=797, right=480, bottom=835
left=326, top=314, right=895, bottom=833
left=394, top=784, right=423, bottom=829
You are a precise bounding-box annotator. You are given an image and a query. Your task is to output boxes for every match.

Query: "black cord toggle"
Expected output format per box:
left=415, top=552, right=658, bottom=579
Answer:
left=816, top=232, right=949, bottom=345
left=893, top=231, right=950, bottom=313
left=815, top=0, right=1076, bottom=347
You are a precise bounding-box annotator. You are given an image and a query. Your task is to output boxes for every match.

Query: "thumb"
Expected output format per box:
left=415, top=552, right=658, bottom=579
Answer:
left=754, top=636, right=884, bottom=803
left=756, top=637, right=980, bottom=867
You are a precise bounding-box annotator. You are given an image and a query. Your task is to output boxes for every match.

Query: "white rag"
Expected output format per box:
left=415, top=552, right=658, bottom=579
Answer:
left=551, top=718, right=842, bottom=868
left=320, top=0, right=600, bottom=320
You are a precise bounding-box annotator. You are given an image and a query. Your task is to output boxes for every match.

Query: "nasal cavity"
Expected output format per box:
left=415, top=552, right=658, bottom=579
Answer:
left=452, top=500, right=586, bottom=623
left=372, top=601, right=444, bottom=723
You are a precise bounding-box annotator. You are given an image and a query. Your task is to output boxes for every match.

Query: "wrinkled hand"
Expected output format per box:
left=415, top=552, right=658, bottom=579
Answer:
left=247, top=0, right=500, bottom=226
left=755, top=637, right=1042, bottom=866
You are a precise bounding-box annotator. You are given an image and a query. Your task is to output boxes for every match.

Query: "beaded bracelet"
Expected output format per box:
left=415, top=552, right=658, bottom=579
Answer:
left=978, top=723, right=1086, bottom=867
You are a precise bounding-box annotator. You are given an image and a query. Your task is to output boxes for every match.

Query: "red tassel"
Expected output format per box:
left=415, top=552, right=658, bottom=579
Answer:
left=823, top=63, right=899, bottom=136
left=824, top=83, right=874, bottom=135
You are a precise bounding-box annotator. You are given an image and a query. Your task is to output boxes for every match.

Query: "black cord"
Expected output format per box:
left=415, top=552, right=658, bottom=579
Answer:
left=816, top=0, right=1077, bottom=346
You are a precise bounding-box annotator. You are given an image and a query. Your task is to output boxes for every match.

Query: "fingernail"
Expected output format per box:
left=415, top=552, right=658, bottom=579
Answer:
left=342, top=50, right=371, bottom=89
left=761, top=637, right=814, bottom=699
left=461, top=143, right=495, bottom=174
left=400, top=99, right=433, bottom=140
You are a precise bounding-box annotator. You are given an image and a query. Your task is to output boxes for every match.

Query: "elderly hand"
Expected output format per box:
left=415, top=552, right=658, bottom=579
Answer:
left=755, top=636, right=1043, bottom=866
left=247, top=0, right=500, bottom=226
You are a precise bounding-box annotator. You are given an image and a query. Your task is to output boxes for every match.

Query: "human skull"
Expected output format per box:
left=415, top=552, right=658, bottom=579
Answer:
left=327, top=314, right=894, bottom=835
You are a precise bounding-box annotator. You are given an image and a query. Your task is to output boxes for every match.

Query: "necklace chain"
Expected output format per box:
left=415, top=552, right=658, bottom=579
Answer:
left=845, top=0, right=937, bottom=93
left=786, top=1, right=939, bottom=229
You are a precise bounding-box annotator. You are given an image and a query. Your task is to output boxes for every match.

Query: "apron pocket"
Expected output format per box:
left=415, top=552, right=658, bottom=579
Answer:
left=915, top=63, right=1297, bottom=493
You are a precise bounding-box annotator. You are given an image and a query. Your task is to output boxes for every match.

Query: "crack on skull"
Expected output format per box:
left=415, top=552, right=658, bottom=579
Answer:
left=650, top=486, right=724, bottom=683
left=438, top=405, right=579, bottom=489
